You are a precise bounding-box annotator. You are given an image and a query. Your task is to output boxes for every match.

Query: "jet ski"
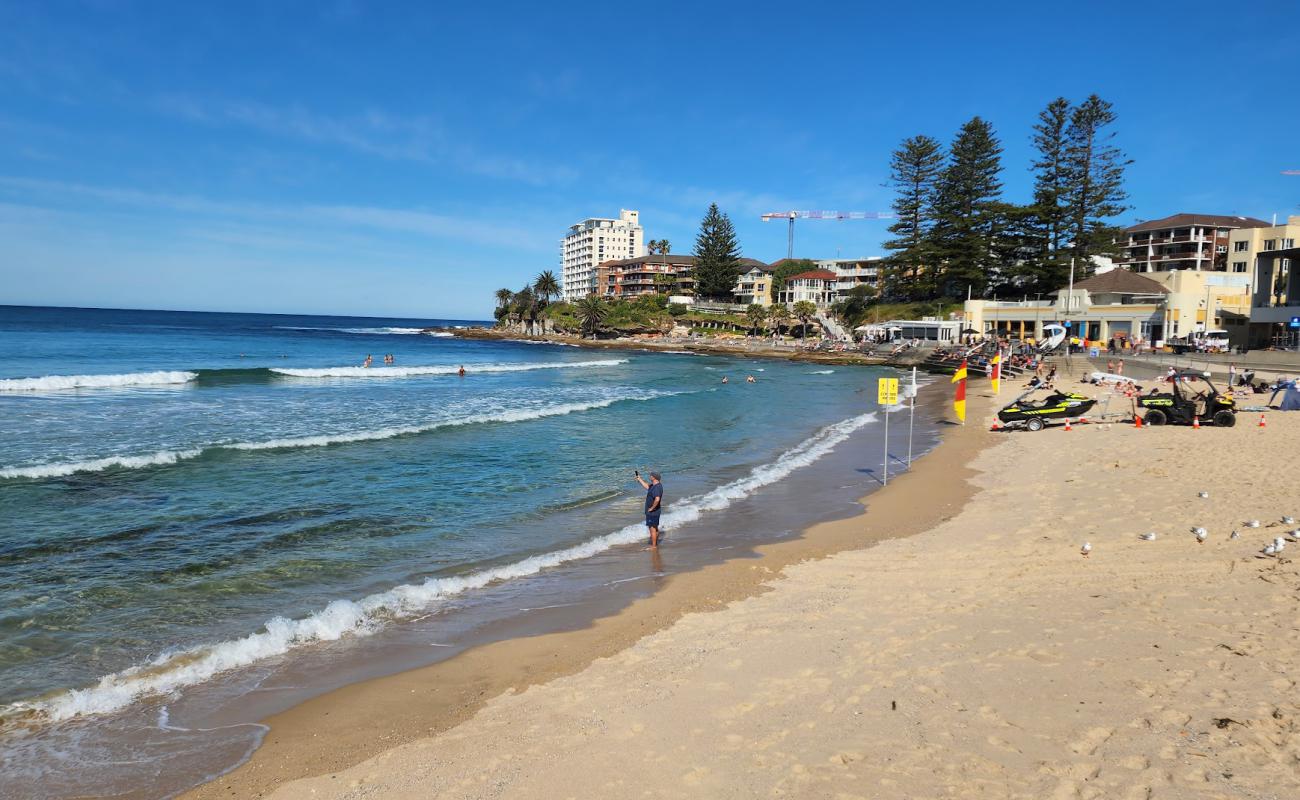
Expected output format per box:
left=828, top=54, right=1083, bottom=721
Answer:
left=997, top=387, right=1097, bottom=431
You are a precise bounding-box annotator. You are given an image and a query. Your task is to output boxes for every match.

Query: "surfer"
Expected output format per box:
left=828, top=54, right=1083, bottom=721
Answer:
left=634, top=469, right=664, bottom=548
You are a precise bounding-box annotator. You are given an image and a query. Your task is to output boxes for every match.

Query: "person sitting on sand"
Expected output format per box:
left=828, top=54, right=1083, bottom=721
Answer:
left=634, top=469, right=664, bottom=548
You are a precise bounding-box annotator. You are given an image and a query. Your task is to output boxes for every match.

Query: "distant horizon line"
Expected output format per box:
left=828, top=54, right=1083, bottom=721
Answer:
left=0, top=303, right=494, bottom=324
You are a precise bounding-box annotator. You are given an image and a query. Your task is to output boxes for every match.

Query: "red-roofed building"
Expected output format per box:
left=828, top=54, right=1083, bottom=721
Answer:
left=777, top=269, right=838, bottom=307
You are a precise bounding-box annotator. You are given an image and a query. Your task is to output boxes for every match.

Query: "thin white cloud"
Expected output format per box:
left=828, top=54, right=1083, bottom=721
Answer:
left=152, top=94, right=576, bottom=186
left=0, top=176, right=557, bottom=253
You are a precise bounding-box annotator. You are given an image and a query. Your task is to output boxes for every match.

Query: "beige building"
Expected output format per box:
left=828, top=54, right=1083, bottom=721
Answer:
left=964, top=268, right=1254, bottom=346
left=1226, top=215, right=1300, bottom=278
left=596, top=255, right=696, bottom=300
left=561, top=210, right=644, bottom=301
left=733, top=264, right=774, bottom=306
left=1114, top=213, right=1270, bottom=273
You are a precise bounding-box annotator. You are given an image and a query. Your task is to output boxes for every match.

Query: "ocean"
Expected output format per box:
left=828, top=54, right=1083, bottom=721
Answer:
left=0, top=305, right=941, bottom=798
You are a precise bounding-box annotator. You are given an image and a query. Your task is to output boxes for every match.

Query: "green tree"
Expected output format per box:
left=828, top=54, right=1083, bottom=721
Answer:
left=692, top=203, right=742, bottom=300
left=767, top=303, right=788, bottom=338
left=659, top=239, right=671, bottom=254
left=653, top=272, right=676, bottom=294
left=511, top=286, right=538, bottom=331
left=882, top=135, right=945, bottom=300
left=768, top=258, right=817, bottom=301
left=1030, top=97, right=1073, bottom=276
left=832, top=284, right=878, bottom=328
left=931, top=116, right=1004, bottom=299
left=575, top=295, right=608, bottom=338
left=792, top=300, right=818, bottom=340
left=745, top=303, right=767, bottom=335
left=533, top=271, right=560, bottom=305
left=495, top=287, right=514, bottom=309
left=1065, top=95, right=1130, bottom=270
left=646, top=239, right=672, bottom=255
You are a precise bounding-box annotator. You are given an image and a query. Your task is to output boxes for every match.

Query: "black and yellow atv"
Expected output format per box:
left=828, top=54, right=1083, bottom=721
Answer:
left=997, top=388, right=1097, bottom=431
left=1138, top=371, right=1236, bottom=427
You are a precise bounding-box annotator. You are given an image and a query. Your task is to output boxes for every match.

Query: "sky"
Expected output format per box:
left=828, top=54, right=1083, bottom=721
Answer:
left=1, top=1, right=1297, bottom=320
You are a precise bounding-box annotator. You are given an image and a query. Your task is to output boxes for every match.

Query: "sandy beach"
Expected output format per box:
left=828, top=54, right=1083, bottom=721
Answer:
left=189, top=370, right=1300, bottom=800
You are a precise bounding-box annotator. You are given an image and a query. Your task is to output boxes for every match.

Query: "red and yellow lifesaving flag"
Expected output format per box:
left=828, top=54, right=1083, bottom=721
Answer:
left=951, top=359, right=968, bottom=423
left=990, top=351, right=1001, bottom=395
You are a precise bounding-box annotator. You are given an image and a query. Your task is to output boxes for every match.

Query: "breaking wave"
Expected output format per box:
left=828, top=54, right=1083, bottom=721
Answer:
left=271, top=359, right=626, bottom=378
left=1, top=411, right=876, bottom=723
left=0, top=389, right=666, bottom=480
left=0, top=371, right=197, bottom=393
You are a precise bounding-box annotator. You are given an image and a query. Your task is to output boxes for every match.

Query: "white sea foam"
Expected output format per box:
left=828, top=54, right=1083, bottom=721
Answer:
left=807, top=369, right=835, bottom=375
left=0, top=371, right=197, bottom=393
left=0, top=390, right=662, bottom=479
left=274, top=325, right=430, bottom=335
left=4, top=410, right=876, bottom=722
left=271, top=359, right=627, bottom=378
left=0, top=449, right=205, bottom=480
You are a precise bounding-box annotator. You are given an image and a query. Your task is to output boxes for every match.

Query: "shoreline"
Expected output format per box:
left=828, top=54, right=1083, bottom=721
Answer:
left=183, top=389, right=991, bottom=798
left=448, top=326, right=902, bottom=368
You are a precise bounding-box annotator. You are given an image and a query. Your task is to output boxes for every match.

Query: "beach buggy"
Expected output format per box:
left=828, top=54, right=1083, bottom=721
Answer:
left=996, top=387, right=1097, bottom=432
left=1137, top=370, right=1236, bottom=427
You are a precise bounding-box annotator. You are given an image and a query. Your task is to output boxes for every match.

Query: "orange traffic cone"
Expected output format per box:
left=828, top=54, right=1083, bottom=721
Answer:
left=990, top=419, right=1002, bottom=431
left=1064, top=418, right=1072, bottom=431
left=1134, top=414, right=1143, bottom=429
left=1193, top=416, right=1201, bottom=429
left=1080, top=416, right=1089, bottom=425
left=1259, top=414, right=1267, bottom=428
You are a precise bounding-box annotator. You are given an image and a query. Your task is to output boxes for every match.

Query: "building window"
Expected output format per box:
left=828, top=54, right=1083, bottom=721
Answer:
left=1233, top=261, right=1247, bottom=273
left=1263, top=239, right=1277, bottom=251
left=1284, top=238, right=1295, bottom=249
left=1233, top=240, right=1249, bottom=252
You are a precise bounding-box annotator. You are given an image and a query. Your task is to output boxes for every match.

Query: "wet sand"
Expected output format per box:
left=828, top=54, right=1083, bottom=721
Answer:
left=184, top=389, right=988, bottom=798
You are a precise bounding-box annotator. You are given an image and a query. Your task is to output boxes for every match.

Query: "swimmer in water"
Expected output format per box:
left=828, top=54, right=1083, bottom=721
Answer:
left=458, top=365, right=466, bottom=377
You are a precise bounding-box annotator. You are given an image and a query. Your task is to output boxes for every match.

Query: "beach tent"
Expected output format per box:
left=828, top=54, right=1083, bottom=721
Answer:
left=1280, top=382, right=1300, bottom=411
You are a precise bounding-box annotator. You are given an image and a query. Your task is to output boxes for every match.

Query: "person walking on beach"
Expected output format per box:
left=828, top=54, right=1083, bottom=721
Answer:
left=635, top=469, right=664, bottom=548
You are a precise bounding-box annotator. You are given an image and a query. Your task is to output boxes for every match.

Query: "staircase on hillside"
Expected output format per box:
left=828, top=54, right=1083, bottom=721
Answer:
left=816, top=311, right=850, bottom=342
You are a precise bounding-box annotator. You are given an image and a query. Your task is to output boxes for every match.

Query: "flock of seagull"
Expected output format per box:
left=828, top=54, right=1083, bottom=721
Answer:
left=1079, top=494, right=1297, bottom=559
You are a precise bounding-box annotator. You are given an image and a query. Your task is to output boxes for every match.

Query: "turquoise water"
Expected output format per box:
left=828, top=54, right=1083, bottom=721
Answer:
left=0, top=306, right=936, bottom=798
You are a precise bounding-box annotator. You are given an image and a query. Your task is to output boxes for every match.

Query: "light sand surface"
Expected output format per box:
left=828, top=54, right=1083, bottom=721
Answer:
left=254, top=390, right=1300, bottom=800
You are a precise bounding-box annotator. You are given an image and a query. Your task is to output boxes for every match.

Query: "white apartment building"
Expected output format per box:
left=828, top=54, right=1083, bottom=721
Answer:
left=561, top=209, right=644, bottom=301
left=815, top=257, right=883, bottom=298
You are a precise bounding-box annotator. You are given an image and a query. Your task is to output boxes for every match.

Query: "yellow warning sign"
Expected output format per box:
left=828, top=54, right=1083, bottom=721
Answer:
left=877, top=377, right=899, bottom=406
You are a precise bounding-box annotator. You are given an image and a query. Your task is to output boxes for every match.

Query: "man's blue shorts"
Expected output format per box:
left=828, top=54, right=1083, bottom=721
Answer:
left=645, top=513, right=661, bottom=528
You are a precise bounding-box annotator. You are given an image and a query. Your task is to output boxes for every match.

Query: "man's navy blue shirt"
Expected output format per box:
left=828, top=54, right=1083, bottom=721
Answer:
left=645, top=482, right=663, bottom=513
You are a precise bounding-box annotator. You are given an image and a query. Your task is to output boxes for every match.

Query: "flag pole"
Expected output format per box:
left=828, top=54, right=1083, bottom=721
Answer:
left=907, top=366, right=916, bottom=467
left=882, top=393, right=890, bottom=487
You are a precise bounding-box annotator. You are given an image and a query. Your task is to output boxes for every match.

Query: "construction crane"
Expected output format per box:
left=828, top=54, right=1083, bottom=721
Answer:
left=760, top=210, right=893, bottom=260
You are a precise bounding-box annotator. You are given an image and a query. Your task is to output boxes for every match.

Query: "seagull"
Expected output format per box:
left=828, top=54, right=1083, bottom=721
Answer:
left=1230, top=530, right=1240, bottom=540
left=1287, top=529, right=1300, bottom=540
left=1274, top=537, right=1287, bottom=552
left=1246, top=520, right=1261, bottom=528
left=1081, top=542, right=1092, bottom=557
left=1196, top=529, right=1208, bottom=544
left=1283, top=516, right=1295, bottom=525
left=1198, top=491, right=1209, bottom=499
left=1139, top=532, right=1157, bottom=541
left=1264, top=544, right=1278, bottom=557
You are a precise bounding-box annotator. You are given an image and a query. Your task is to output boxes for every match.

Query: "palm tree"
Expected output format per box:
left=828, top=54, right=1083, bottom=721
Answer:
left=533, top=271, right=560, bottom=305
left=745, top=304, right=767, bottom=336
left=646, top=239, right=672, bottom=255
left=495, top=288, right=514, bottom=309
left=653, top=273, right=676, bottom=295
left=576, top=296, right=608, bottom=339
left=767, top=303, right=788, bottom=339
left=792, top=300, right=818, bottom=340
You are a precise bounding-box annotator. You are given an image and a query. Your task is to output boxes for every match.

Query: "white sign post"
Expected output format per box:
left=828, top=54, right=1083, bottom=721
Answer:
left=878, top=377, right=899, bottom=486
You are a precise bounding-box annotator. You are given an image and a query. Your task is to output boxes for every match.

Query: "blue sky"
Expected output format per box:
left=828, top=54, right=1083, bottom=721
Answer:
left=2, top=1, right=1297, bottom=319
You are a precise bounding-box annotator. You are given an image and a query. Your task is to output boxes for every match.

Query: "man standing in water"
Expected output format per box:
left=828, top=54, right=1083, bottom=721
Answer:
left=634, top=469, right=664, bottom=548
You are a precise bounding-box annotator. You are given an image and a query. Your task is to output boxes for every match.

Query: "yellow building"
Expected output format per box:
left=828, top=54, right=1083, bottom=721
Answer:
left=733, top=264, right=774, bottom=306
